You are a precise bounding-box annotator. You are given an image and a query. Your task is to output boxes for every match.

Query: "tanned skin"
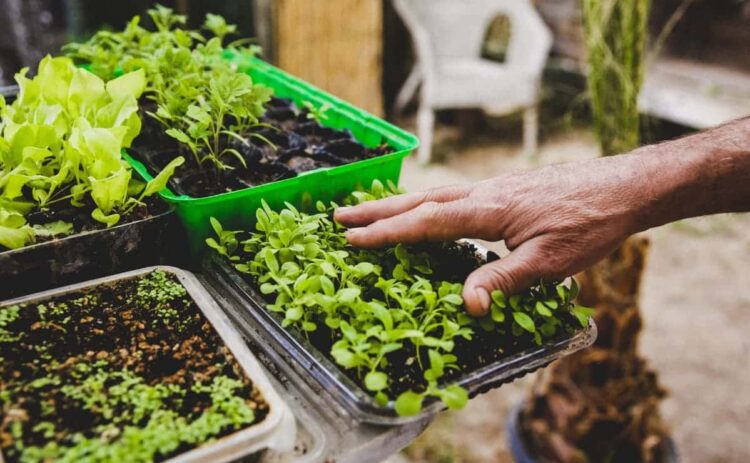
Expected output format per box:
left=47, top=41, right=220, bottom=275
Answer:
left=335, top=117, right=750, bottom=317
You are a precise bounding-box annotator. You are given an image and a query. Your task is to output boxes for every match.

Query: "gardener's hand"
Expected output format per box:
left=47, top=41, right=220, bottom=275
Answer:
left=336, top=117, right=750, bottom=317
left=335, top=156, right=654, bottom=316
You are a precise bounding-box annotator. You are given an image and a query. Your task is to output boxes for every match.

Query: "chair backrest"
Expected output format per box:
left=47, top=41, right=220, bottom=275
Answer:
left=394, top=0, right=552, bottom=75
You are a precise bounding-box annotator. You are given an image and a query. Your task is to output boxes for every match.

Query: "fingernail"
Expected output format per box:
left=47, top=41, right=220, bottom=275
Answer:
left=336, top=206, right=351, bottom=214
left=345, top=227, right=363, bottom=237
left=475, top=287, right=491, bottom=315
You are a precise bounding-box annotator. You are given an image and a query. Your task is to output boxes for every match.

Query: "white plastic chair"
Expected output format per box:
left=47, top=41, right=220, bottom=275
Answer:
left=393, top=0, right=553, bottom=163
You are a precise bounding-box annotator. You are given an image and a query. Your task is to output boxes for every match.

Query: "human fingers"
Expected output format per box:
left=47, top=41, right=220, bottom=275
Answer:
left=344, top=199, right=493, bottom=248
left=461, top=240, right=549, bottom=317
left=334, top=184, right=472, bottom=227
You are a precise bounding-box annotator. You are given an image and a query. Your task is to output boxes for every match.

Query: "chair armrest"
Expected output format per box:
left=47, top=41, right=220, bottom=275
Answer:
left=392, top=0, right=437, bottom=77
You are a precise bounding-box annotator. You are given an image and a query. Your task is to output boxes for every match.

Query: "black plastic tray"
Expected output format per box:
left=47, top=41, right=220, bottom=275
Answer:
left=203, top=244, right=598, bottom=426
left=0, top=203, right=177, bottom=300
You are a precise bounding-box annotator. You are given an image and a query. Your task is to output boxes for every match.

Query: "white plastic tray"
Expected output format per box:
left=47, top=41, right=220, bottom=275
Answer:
left=0, top=266, right=296, bottom=463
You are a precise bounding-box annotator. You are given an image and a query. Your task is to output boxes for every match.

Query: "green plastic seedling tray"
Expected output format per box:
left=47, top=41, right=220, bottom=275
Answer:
left=127, top=54, right=418, bottom=257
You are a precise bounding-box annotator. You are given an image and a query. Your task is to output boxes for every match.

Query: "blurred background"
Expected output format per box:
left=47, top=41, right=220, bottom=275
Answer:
left=2, top=1, right=748, bottom=462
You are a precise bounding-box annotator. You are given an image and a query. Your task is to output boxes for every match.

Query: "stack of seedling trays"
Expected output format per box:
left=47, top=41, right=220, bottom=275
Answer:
left=0, top=9, right=597, bottom=462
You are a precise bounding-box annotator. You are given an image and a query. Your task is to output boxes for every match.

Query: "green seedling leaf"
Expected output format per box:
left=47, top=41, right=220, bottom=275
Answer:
left=490, top=304, right=506, bottom=323
left=535, top=301, right=553, bottom=317
left=571, top=305, right=595, bottom=328
left=491, top=290, right=506, bottom=307
left=364, top=371, right=388, bottom=392
left=441, top=294, right=463, bottom=306
left=438, top=385, right=469, bottom=410
left=0, top=224, right=35, bottom=249
left=91, top=208, right=121, bottom=228
left=106, top=68, right=146, bottom=100
left=331, top=344, right=359, bottom=369
left=375, top=391, right=389, bottom=407
left=512, top=311, right=536, bottom=333
left=140, top=157, right=185, bottom=198
left=32, top=221, right=74, bottom=239
left=395, top=391, right=424, bottom=417
left=570, top=278, right=580, bottom=300
left=337, top=288, right=361, bottom=304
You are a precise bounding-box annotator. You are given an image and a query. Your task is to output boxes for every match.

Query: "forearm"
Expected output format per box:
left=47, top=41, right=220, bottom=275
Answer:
left=628, top=117, right=750, bottom=232
left=337, top=117, right=750, bottom=311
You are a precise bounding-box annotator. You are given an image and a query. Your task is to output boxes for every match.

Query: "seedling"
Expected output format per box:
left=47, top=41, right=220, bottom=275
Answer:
left=302, top=101, right=331, bottom=123
left=0, top=270, right=267, bottom=462
left=65, top=6, right=272, bottom=184
left=208, top=180, right=592, bottom=416
left=0, top=56, right=183, bottom=251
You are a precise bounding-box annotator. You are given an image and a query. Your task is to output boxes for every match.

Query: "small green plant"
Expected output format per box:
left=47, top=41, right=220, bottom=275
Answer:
left=0, top=56, right=183, bottom=251
left=152, top=69, right=272, bottom=177
left=0, top=270, right=263, bottom=463
left=208, top=180, right=592, bottom=416
left=65, top=5, right=273, bottom=182
left=302, top=101, right=331, bottom=123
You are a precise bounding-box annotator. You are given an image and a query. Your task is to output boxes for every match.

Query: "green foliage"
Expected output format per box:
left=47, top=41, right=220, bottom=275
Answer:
left=0, top=56, right=183, bottom=250
left=135, top=270, right=191, bottom=330
left=208, top=180, right=591, bottom=416
left=582, top=0, right=650, bottom=155
left=302, top=101, right=331, bottom=123
left=64, top=5, right=272, bottom=179
left=16, top=361, right=256, bottom=463
left=154, top=70, right=272, bottom=174
left=1, top=270, right=259, bottom=463
left=0, top=305, right=22, bottom=342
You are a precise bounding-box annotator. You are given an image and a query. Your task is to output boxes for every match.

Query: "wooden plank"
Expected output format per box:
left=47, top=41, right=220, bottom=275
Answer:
left=274, top=0, right=384, bottom=116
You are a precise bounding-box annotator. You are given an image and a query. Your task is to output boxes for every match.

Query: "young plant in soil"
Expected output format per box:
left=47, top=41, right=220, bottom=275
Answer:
left=207, top=180, right=593, bottom=416
left=64, top=6, right=394, bottom=198
left=0, top=56, right=183, bottom=252
left=0, top=270, right=267, bottom=463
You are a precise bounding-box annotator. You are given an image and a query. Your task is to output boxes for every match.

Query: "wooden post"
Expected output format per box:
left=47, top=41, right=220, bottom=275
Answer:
left=273, top=0, right=384, bottom=116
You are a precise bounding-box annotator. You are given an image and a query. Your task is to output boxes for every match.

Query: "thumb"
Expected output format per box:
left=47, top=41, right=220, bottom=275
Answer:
left=462, top=241, right=545, bottom=317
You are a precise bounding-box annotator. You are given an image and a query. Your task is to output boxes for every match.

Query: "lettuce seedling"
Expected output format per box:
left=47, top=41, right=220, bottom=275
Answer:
left=208, top=180, right=593, bottom=416
left=0, top=56, right=183, bottom=250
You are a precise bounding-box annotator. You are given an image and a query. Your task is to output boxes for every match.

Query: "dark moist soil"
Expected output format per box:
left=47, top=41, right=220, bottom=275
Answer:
left=131, top=97, right=395, bottom=198
left=237, top=241, right=581, bottom=401
left=0, top=271, right=268, bottom=463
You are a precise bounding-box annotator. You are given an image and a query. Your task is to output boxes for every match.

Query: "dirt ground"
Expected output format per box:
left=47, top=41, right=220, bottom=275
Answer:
left=388, top=125, right=750, bottom=463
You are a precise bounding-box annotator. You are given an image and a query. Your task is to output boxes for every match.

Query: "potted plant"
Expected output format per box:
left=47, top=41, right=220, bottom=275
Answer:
left=64, top=6, right=418, bottom=254
left=511, top=1, right=675, bottom=462
left=0, top=56, right=182, bottom=299
left=0, top=267, right=295, bottom=463
left=203, top=180, right=597, bottom=424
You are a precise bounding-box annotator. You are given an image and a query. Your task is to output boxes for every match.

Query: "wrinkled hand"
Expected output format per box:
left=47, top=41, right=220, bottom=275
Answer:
left=335, top=155, right=651, bottom=317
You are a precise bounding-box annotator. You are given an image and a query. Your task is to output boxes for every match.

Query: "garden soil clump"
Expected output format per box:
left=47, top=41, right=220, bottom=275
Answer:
left=0, top=271, right=268, bottom=463
left=133, top=97, right=394, bottom=198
